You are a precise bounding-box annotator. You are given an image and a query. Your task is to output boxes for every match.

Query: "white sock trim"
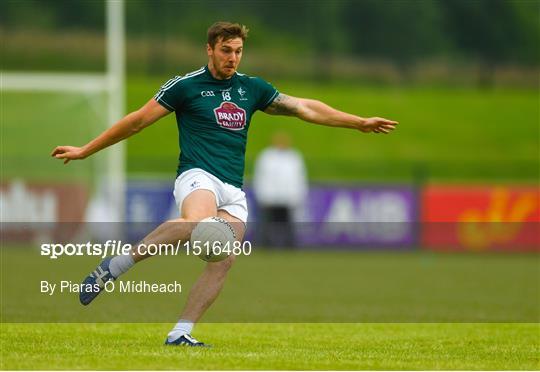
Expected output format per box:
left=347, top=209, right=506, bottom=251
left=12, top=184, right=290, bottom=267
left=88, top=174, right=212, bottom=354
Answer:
left=109, top=254, right=135, bottom=278
left=167, top=319, right=194, bottom=342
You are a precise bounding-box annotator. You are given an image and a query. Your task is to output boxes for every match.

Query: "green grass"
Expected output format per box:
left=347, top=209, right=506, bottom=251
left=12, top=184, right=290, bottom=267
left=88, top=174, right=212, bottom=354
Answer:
left=1, top=323, right=538, bottom=369
left=2, top=249, right=538, bottom=323
left=1, top=249, right=539, bottom=369
left=2, top=80, right=538, bottom=183
left=1, top=91, right=108, bottom=183
left=126, top=78, right=539, bottom=182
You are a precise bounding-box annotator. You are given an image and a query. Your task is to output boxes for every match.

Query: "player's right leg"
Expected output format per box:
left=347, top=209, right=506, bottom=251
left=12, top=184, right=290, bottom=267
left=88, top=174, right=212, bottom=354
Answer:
left=79, top=189, right=217, bottom=306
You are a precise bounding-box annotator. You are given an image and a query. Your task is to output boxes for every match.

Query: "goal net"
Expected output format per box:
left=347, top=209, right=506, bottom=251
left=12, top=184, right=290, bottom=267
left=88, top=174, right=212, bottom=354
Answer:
left=1, top=0, right=126, bottom=228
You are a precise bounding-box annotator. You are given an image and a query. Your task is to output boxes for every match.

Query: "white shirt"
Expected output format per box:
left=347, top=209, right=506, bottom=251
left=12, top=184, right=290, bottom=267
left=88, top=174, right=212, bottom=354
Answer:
left=253, top=147, right=308, bottom=207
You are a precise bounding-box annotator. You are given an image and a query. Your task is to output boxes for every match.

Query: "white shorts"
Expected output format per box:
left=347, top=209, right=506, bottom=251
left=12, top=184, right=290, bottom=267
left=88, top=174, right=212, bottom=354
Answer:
left=173, top=168, right=248, bottom=223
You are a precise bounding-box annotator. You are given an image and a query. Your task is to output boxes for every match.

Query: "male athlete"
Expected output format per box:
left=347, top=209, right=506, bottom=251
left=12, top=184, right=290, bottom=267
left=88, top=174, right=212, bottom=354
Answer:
left=51, top=22, right=398, bottom=347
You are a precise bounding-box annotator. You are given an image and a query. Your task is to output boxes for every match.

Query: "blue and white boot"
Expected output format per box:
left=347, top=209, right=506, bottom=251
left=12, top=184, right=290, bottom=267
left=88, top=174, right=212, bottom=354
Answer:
left=79, top=257, right=115, bottom=305
left=165, top=334, right=209, bottom=347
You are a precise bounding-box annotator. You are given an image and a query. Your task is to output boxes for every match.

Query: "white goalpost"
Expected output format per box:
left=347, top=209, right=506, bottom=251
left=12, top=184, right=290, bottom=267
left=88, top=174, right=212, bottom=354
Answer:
left=1, top=0, right=126, bottom=221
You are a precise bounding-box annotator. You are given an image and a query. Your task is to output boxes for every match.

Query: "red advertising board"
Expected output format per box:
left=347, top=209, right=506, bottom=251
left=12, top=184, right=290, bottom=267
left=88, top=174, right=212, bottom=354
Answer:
left=422, top=185, right=539, bottom=251
left=1, top=180, right=89, bottom=241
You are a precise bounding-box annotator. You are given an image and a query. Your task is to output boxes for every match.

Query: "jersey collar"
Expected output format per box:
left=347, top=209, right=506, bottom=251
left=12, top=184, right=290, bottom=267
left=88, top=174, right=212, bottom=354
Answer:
left=205, top=65, right=238, bottom=83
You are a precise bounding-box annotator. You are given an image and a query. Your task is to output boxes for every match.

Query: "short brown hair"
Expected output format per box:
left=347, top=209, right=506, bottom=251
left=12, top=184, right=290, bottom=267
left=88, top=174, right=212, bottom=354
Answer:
left=207, top=22, right=249, bottom=48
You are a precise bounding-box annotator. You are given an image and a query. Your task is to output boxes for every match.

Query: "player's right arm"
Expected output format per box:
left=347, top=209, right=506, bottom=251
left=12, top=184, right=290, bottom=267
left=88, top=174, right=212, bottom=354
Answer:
left=51, top=99, right=171, bottom=164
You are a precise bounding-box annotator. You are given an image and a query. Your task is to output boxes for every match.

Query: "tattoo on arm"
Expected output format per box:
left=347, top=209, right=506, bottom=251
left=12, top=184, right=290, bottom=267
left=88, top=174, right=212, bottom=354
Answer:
left=265, top=94, right=300, bottom=116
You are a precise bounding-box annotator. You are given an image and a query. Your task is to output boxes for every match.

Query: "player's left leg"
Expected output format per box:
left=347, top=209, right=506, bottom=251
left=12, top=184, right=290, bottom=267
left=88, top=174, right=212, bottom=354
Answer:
left=166, top=210, right=245, bottom=346
left=179, top=210, right=245, bottom=321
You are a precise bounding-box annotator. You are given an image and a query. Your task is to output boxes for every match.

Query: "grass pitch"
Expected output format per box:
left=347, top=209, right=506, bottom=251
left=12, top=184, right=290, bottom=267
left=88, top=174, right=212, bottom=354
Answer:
left=1, top=323, right=538, bottom=370
left=1, top=249, right=539, bottom=369
left=2, top=80, right=539, bottom=369
left=2, top=83, right=538, bottom=183
left=126, top=80, right=539, bottom=182
left=2, top=249, right=538, bottom=323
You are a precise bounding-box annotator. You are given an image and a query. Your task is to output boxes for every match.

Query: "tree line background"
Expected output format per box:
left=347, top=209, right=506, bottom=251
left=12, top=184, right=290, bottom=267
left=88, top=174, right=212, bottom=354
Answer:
left=1, top=0, right=539, bottom=86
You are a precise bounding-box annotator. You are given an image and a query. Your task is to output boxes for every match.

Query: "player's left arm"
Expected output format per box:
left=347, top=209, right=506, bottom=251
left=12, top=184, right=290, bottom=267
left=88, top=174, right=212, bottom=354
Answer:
left=264, top=93, right=398, bottom=134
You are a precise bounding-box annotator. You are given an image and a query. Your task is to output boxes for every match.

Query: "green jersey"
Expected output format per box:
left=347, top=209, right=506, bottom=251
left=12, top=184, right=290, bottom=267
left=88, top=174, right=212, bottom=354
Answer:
left=154, top=66, right=279, bottom=188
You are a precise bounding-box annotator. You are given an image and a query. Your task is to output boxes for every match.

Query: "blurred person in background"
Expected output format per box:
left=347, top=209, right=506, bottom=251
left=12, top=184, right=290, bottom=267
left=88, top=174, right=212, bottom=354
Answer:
left=253, top=132, right=307, bottom=248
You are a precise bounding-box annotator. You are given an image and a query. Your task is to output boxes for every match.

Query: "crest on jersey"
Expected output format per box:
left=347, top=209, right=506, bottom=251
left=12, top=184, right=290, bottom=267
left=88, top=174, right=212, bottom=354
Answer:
left=213, top=102, right=247, bottom=131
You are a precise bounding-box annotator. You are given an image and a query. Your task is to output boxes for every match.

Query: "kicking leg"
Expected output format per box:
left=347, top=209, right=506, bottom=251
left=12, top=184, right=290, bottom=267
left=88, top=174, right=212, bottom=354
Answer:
left=80, top=190, right=216, bottom=306
left=130, top=189, right=218, bottom=262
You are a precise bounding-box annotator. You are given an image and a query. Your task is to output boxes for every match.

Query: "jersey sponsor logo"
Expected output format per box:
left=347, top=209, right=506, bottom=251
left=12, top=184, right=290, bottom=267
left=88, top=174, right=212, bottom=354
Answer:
left=201, top=91, right=215, bottom=97
left=213, top=102, right=247, bottom=131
